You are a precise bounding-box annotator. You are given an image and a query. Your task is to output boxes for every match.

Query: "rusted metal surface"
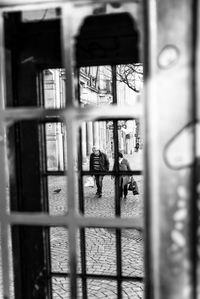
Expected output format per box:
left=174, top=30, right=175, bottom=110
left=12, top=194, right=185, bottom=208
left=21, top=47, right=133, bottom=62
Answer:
left=153, top=0, right=198, bottom=299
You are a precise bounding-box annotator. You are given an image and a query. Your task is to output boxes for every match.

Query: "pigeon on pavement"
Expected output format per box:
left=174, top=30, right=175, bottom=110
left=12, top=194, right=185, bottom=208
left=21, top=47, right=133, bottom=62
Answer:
left=53, top=188, right=62, bottom=193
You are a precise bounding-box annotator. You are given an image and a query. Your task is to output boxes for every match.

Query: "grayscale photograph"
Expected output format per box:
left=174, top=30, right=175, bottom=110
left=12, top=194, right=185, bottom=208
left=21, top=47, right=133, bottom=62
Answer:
left=0, top=1, right=199, bottom=299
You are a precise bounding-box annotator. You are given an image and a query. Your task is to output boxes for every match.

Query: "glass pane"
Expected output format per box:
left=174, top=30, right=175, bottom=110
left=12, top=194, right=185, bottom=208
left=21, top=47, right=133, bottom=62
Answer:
left=48, top=173, right=81, bottom=216
left=116, top=119, right=144, bottom=219
left=121, top=175, right=143, bottom=219
left=43, top=69, right=66, bottom=109
left=81, top=120, right=112, bottom=170
left=6, top=120, right=45, bottom=212
left=122, top=281, right=144, bottom=299
left=50, top=228, right=81, bottom=274
left=85, top=228, right=117, bottom=275
left=121, top=229, right=144, bottom=277
left=52, top=277, right=82, bottom=299
left=117, top=119, right=143, bottom=157
left=117, top=64, right=143, bottom=107
left=22, top=9, right=60, bottom=22
left=87, top=279, right=117, bottom=298
left=79, top=66, right=113, bottom=106
left=6, top=120, right=69, bottom=213
left=83, top=175, right=115, bottom=217
left=4, top=11, right=62, bottom=108
left=48, top=176, right=68, bottom=215
left=11, top=226, right=48, bottom=298
left=45, top=122, right=66, bottom=171
left=50, top=227, right=69, bottom=273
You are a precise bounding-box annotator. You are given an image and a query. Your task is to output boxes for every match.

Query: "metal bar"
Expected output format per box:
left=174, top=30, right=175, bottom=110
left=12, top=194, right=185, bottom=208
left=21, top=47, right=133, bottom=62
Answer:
left=79, top=228, right=87, bottom=299
left=0, top=12, right=11, bottom=299
left=111, top=65, right=122, bottom=299
left=0, top=0, right=138, bottom=9
left=77, top=67, right=88, bottom=298
left=191, top=0, right=199, bottom=298
left=112, top=65, right=117, bottom=105
left=61, top=4, right=78, bottom=298
left=1, top=105, right=142, bottom=121
left=44, top=171, right=66, bottom=176
left=77, top=70, right=85, bottom=214
left=50, top=272, right=144, bottom=281
left=82, top=170, right=142, bottom=176
left=196, top=0, right=200, bottom=296
left=142, top=0, right=158, bottom=299
left=38, top=71, right=53, bottom=299
left=0, top=1, right=63, bottom=10
left=44, top=227, right=53, bottom=299
left=116, top=228, right=122, bottom=299
left=7, top=213, right=143, bottom=229
left=152, top=0, right=194, bottom=298
left=112, top=66, right=120, bottom=216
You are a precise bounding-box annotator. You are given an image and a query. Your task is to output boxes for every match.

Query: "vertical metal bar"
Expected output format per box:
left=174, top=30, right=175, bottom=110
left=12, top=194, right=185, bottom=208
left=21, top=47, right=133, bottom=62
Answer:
left=112, top=65, right=120, bottom=214
left=79, top=228, right=87, bottom=299
left=77, top=68, right=88, bottom=298
left=44, top=227, right=53, bottom=299
left=0, top=11, right=11, bottom=299
left=196, top=0, right=200, bottom=295
left=191, top=0, right=199, bottom=297
left=61, top=3, right=75, bottom=108
left=142, top=1, right=159, bottom=299
left=61, top=4, right=78, bottom=299
left=116, top=228, right=122, bottom=299
left=112, top=65, right=122, bottom=299
left=149, top=0, right=195, bottom=298
left=112, top=65, right=117, bottom=105
left=38, top=121, right=53, bottom=298
left=38, top=71, right=53, bottom=299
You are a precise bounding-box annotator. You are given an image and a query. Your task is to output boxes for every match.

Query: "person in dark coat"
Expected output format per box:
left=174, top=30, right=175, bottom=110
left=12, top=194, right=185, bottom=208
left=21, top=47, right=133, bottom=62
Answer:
left=89, top=146, right=109, bottom=197
left=113, top=152, right=131, bottom=199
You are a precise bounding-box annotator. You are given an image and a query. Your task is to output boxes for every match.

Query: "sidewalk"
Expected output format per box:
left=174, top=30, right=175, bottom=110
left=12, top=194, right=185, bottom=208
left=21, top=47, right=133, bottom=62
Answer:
left=49, top=150, right=144, bottom=298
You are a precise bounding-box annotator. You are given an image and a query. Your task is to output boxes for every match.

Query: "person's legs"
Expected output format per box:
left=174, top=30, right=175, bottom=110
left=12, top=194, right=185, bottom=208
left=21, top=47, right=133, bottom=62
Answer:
left=119, top=177, right=123, bottom=199
left=124, top=184, right=128, bottom=199
left=95, top=175, right=100, bottom=194
left=98, top=175, right=103, bottom=197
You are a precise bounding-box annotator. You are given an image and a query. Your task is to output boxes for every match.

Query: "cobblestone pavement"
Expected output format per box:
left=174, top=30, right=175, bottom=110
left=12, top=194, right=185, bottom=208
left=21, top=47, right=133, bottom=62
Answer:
left=49, top=152, right=144, bottom=298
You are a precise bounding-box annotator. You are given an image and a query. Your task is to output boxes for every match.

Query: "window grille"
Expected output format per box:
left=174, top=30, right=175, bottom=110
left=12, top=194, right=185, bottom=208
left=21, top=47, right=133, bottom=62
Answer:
left=0, top=1, right=199, bottom=299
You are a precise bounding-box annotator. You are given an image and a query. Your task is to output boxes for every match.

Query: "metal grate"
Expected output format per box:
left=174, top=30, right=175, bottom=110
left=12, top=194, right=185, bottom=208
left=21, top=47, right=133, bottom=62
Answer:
left=1, top=0, right=199, bottom=299
left=0, top=2, right=144, bottom=299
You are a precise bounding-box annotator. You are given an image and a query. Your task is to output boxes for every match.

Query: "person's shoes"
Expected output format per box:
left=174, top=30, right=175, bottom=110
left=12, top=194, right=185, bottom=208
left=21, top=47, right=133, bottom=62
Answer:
left=98, top=193, right=102, bottom=198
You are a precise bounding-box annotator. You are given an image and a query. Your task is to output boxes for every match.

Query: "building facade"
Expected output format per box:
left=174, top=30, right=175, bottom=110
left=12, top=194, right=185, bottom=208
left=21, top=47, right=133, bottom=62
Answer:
left=43, top=65, right=143, bottom=169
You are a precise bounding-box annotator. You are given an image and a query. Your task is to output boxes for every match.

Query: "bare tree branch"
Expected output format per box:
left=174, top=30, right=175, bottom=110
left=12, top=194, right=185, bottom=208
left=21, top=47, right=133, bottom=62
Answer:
left=116, top=64, right=143, bottom=93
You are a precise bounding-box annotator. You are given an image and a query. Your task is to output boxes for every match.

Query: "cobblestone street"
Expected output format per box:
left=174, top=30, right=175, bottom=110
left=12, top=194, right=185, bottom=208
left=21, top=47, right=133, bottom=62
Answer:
left=49, top=152, right=144, bottom=298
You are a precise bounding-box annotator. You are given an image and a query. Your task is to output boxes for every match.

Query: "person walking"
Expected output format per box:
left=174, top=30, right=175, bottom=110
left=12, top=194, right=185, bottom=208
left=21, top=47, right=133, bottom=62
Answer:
left=89, top=146, right=109, bottom=198
left=113, top=152, right=131, bottom=200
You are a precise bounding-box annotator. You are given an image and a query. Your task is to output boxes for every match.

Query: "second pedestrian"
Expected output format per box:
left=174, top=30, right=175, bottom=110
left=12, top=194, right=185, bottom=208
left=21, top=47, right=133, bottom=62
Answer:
left=113, top=152, right=131, bottom=200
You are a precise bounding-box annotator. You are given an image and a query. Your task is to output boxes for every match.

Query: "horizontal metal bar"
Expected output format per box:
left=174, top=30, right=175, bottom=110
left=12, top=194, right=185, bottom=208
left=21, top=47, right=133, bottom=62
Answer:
left=1, top=105, right=142, bottom=122
left=0, top=1, right=63, bottom=10
left=44, top=171, right=66, bottom=176
left=0, top=0, right=138, bottom=10
left=7, top=213, right=143, bottom=229
left=82, top=170, right=143, bottom=176
left=50, top=272, right=144, bottom=282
